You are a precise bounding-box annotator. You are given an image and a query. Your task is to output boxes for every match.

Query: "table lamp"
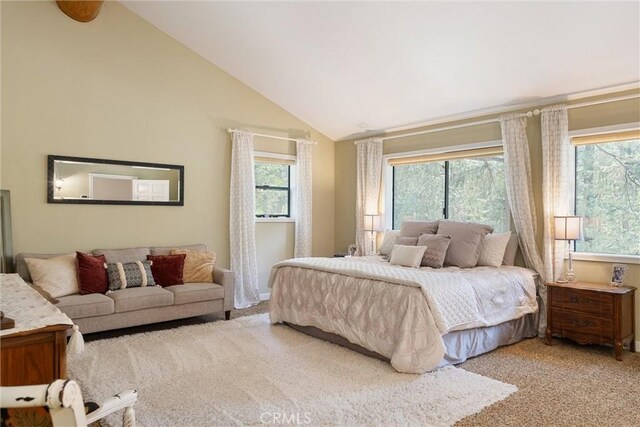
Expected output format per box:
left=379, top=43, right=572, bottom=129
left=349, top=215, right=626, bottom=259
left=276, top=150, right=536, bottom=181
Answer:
left=554, top=215, right=584, bottom=282
left=364, top=214, right=382, bottom=255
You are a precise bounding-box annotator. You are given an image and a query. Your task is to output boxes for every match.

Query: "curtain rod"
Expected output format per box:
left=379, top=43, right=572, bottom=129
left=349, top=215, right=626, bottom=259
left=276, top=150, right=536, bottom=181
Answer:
left=227, top=128, right=316, bottom=144
left=378, top=93, right=640, bottom=142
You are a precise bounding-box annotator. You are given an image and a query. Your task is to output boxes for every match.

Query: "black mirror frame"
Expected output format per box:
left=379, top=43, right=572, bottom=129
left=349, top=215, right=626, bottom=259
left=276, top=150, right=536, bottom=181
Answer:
left=47, top=155, right=185, bottom=206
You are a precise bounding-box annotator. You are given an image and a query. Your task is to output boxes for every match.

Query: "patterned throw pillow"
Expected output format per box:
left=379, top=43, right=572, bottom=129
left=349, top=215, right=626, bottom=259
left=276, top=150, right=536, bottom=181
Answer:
left=106, top=260, right=156, bottom=291
left=417, top=234, right=452, bottom=268
left=170, top=249, right=215, bottom=283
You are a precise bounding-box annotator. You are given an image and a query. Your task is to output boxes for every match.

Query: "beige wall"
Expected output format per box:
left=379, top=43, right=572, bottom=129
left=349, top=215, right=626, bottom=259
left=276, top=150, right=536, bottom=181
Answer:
left=1, top=1, right=335, bottom=275
left=335, top=89, right=640, bottom=341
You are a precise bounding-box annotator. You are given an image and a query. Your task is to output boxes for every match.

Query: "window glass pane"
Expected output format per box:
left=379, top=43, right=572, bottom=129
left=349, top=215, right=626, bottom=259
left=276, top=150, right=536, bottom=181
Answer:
left=575, top=139, right=640, bottom=255
left=448, top=156, right=508, bottom=232
left=255, top=188, right=289, bottom=216
left=255, top=162, right=289, bottom=187
left=393, top=162, right=445, bottom=228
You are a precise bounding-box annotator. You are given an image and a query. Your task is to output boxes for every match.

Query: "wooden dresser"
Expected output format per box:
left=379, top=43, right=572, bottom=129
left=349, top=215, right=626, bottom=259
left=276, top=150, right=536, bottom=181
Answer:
left=0, top=274, right=73, bottom=386
left=545, top=281, right=635, bottom=360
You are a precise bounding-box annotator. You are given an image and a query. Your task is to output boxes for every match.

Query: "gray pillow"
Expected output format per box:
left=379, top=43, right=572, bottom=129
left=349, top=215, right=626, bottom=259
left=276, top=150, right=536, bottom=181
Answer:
left=502, top=232, right=519, bottom=266
left=437, top=220, right=494, bottom=267
left=399, top=220, right=439, bottom=237
left=395, top=236, right=418, bottom=246
left=417, top=234, right=452, bottom=268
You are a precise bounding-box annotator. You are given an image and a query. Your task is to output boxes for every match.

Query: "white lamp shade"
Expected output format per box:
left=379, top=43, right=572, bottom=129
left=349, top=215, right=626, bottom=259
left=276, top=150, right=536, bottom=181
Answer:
left=364, top=214, right=383, bottom=232
left=554, top=216, right=584, bottom=241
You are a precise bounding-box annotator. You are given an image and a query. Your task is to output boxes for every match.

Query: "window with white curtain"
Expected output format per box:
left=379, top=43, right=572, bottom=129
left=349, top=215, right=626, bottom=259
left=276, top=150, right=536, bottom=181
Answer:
left=572, top=130, right=640, bottom=256
left=390, top=146, right=509, bottom=232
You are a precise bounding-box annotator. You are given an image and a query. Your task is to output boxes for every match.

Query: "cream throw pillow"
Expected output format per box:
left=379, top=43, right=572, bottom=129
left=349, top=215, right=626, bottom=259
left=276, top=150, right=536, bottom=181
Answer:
left=25, top=254, right=79, bottom=298
left=379, top=230, right=400, bottom=256
left=477, top=232, right=512, bottom=267
left=170, top=249, right=215, bottom=283
left=389, top=245, right=427, bottom=268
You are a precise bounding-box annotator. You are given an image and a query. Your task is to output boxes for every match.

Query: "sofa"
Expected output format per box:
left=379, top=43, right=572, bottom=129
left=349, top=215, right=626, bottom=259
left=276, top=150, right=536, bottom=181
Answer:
left=15, top=244, right=234, bottom=335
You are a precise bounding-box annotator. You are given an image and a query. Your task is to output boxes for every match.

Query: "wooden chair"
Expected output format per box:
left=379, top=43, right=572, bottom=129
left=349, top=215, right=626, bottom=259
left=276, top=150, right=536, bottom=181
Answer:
left=1, top=379, right=137, bottom=427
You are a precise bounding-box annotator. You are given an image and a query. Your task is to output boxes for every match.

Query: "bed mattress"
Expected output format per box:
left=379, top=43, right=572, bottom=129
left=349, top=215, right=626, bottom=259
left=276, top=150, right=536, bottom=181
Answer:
left=269, top=256, right=538, bottom=373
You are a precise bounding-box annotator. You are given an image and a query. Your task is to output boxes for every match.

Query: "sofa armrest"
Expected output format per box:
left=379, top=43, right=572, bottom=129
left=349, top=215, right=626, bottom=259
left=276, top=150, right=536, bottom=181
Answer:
left=213, top=267, right=234, bottom=311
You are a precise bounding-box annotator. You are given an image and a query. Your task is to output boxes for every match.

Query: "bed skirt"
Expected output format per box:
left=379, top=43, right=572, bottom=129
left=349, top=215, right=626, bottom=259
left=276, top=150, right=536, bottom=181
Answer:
left=285, top=311, right=539, bottom=369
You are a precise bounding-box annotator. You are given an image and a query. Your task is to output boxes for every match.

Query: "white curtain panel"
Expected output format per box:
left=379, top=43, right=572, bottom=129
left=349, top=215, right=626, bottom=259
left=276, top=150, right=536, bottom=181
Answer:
left=230, top=131, right=260, bottom=309
left=541, top=105, right=573, bottom=283
left=355, top=138, right=383, bottom=256
left=499, top=114, right=547, bottom=336
left=294, top=139, right=314, bottom=258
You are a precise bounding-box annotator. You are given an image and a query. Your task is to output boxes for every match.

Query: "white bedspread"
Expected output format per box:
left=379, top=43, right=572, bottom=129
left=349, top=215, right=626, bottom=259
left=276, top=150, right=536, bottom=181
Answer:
left=268, top=257, right=538, bottom=374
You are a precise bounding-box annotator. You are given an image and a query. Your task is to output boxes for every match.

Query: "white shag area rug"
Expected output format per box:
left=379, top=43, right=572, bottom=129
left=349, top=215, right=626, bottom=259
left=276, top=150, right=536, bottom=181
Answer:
left=69, top=314, right=516, bottom=426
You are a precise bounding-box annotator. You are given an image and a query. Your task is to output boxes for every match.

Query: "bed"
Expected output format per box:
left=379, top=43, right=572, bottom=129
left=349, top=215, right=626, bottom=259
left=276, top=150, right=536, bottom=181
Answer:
left=268, top=256, right=539, bottom=374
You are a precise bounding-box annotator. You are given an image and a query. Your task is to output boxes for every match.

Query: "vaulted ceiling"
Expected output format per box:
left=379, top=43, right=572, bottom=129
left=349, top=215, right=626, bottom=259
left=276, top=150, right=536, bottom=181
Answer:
left=122, top=1, right=640, bottom=141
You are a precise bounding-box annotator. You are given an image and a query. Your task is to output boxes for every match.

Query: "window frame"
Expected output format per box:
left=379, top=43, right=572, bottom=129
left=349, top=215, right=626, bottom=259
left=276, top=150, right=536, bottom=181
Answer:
left=384, top=140, right=510, bottom=231
left=254, top=151, right=297, bottom=223
left=569, top=122, right=640, bottom=264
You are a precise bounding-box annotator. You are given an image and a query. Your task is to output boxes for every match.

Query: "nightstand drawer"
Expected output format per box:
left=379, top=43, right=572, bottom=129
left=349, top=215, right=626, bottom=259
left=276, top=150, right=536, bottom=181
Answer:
left=551, top=309, right=613, bottom=343
left=561, top=288, right=613, bottom=317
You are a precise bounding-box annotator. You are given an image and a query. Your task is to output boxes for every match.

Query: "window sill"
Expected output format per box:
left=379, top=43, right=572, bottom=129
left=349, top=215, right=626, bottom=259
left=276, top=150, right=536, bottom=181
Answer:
left=255, top=217, right=295, bottom=223
left=568, top=252, right=640, bottom=265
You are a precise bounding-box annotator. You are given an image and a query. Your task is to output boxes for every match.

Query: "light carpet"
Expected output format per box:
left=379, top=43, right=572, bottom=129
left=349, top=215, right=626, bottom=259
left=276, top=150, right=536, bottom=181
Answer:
left=69, top=313, right=517, bottom=426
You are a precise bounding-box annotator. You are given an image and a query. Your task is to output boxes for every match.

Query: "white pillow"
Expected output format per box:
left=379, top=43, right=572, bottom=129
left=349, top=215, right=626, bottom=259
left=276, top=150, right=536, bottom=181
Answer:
left=476, top=232, right=512, bottom=267
left=389, top=245, right=427, bottom=268
left=25, top=254, right=79, bottom=298
left=379, top=230, right=400, bottom=256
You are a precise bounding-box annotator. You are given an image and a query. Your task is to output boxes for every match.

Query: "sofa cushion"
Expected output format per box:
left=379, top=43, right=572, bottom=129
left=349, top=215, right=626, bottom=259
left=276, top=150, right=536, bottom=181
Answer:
left=164, top=283, right=224, bottom=305
left=56, top=293, right=115, bottom=319
left=92, top=247, right=150, bottom=263
left=108, top=287, right=174, bottom=313
left=149, top=244, right=206, bottom=256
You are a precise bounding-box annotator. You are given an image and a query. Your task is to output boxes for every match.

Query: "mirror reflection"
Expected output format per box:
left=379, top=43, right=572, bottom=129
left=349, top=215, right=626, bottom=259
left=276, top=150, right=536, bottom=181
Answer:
left=48, top=155, right=184, bottom=205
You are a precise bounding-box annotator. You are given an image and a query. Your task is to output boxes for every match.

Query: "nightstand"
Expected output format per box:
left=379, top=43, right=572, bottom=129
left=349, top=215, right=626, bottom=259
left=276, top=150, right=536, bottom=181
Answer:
left=545, top=281, right=635, bottom=360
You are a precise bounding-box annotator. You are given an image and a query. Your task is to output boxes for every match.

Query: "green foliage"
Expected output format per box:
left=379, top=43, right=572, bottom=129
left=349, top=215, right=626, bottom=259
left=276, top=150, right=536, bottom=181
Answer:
left=575, top=139, right=640, bottom=255
left=255, top=162, right=290, bottom=217
left=393, top=156, right=508, bottom=231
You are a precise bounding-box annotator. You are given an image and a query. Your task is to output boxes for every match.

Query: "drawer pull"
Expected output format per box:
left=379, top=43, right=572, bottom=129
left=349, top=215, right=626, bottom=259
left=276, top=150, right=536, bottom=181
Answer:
left=568, top=318, right=595, bottom=328
left=567, top=296, right=597, bottom=305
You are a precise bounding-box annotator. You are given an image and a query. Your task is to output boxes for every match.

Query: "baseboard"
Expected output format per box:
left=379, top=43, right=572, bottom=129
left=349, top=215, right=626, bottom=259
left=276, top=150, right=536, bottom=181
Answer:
left=260, top=292, right=271, bottom=301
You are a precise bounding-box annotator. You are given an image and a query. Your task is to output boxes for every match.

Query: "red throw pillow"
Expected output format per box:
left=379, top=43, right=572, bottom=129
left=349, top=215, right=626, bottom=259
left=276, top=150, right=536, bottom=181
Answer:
left=76, top=251, right=108, bottom=295
left=147, top=254, right=186, bottom=287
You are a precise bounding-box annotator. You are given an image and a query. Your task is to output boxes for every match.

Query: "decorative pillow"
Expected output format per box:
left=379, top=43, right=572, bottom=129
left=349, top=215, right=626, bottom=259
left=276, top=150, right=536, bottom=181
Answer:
left=389, top=245, right=427, bottom=268
left=106, top=261, right=156, bottom=291
left=502, top=232, right=519, bottom=266
left=29, top=283, right=59, bottom=304
left=147, top=254, right=186, bottom=287
left=417, top=234, right=452, bottom=268
left=24, top=254, right=79, bottom=298
left=379, top=230, right=400, bottom=256
left=76, top=252, right=109, bottom=295
left=395, top=236, right=418, bottom=246
left=477, top=232, right=512, bottom=267
left=399, top=220, right=439, bottom=237
left=170, top=249, right=215, bottom=283
left=437, top=220, right=494, bottom=268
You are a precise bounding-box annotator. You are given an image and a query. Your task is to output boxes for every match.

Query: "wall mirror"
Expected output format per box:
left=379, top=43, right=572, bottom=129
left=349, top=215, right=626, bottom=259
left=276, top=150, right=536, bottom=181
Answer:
left=48, top=155, right=184, bottom=206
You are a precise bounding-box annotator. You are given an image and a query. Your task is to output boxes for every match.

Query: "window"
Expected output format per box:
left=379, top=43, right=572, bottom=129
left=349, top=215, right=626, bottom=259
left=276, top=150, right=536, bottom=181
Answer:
left=573, top=130, right=640, bottom=256
left=391, top=147, right=508, bottom=232
left=255, top=160, right=291, bottom=218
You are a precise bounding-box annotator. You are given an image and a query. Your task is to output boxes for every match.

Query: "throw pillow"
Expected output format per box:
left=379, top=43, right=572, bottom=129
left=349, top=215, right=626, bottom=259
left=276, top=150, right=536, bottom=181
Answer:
left=106, top=260, right=156, bottom=291
left=379, top=230, right=400, bottom=256
left=389, top=245, right=427, bottom=268
left=395, top=236, right=418, bottom=246
left=477, top=232, right=512, bottom=267
left=76, top=252, right=109, bottom=295
left=170, top=249, right=216, bottom=283
left=147, top=254, right=186, bottom=287
left=502, top=232, right=519, bottom=266
left=437, top=220, right=494, bottom=268
left=417, top=234, right=452, bottom=268
left=399, top=220, right=439, bottom=237
left=24, top=254, right=79, bottom=298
